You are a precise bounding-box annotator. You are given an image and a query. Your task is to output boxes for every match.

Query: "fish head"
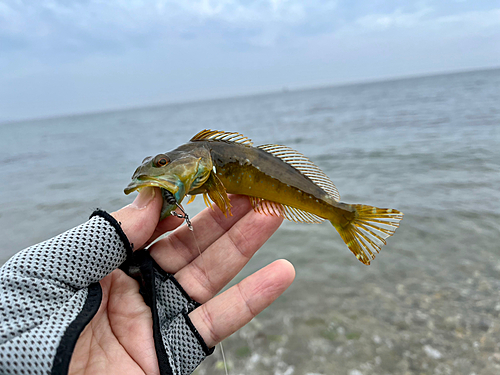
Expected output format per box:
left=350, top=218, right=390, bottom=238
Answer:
left=124, top=147, right=213, bottom=218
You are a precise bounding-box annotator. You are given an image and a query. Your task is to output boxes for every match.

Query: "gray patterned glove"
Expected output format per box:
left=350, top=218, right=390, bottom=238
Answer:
left=0, top=210, right=213, bottom=375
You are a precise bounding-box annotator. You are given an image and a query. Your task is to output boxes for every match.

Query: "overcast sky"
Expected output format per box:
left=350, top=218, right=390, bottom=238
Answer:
left=1, top=0, right=499, bottom=121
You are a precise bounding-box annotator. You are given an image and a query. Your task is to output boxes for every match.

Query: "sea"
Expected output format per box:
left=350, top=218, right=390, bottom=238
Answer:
left=1, top=68, right=499, bottom=374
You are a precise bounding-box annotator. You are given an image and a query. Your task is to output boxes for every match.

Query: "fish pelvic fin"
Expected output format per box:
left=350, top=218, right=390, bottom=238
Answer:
left=202, top=171, right=232, bottom=217
left=333, top=204, right=403, bottom=265
left=249, top=197, right=325, bottom=224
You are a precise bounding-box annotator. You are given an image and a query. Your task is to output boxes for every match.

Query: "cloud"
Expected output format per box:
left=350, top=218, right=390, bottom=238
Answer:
left=355, top=7, right=433, bottom=30
left=0, top=1, right=285, bottom=37
left=0, top=0, right=341, bottom=54
left=1, top=1, right=499, bottom=66
left=344, top=5, right=500, bottom=35
left=435, top=8, right=500, bottom=35
left=0, top=0, right=499, bottom=120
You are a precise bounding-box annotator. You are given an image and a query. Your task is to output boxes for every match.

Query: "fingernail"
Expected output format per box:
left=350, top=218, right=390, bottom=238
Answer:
left=131, top=187, right=155, bottom=209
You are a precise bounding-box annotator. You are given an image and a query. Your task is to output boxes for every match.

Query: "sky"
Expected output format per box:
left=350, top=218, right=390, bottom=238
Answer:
left=0, top=0, right=499, bottom=121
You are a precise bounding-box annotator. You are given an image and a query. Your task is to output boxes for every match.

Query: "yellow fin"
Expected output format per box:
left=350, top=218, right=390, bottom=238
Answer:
left=202, top=172, right=232, bottom=217
left=186, top=195, right=196, bottom=204
left=334, top=205, right=403, bottom=265
left=257, top=144, right=340, bottom=201
left=203, top=193, right=213, bottom=209
left=249, top=197, right=325, bottom=224
left=190, top=129, right=253, bottom=146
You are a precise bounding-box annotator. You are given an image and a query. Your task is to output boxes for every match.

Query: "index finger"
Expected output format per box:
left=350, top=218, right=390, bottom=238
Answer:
left=149, top=195, right=256, bottom=272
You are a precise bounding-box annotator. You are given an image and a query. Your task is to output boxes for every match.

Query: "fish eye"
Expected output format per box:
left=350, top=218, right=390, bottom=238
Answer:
left=154, top=154, right=170, bottom=167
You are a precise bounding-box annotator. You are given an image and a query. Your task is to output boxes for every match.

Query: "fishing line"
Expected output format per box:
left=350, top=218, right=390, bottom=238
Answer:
left=188, top=224, right=210, bottom=285
left=219, top=341, right=229, bottom=375
left=165, top=190, right=227, bottom=373
left=187, top=216, right=228, bottom=375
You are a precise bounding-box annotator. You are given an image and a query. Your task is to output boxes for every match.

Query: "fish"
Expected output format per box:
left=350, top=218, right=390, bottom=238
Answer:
left=125, top=129, right=403, bottom=265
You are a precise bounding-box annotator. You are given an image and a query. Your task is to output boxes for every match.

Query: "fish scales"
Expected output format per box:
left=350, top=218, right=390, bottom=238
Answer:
left=195, top=141, right=354, bottom=224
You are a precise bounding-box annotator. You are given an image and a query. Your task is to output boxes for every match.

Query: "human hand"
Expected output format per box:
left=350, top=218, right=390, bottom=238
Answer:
left=69, top=187, right=295, bottom=375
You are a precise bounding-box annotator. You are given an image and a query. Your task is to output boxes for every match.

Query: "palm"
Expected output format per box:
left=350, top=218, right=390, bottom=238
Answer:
left=68, top=194, right=295, bottom=375
left=69, top=270, right=159, bottom=375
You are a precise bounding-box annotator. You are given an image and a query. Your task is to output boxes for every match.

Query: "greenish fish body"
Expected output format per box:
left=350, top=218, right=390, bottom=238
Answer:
left=125, top=130, right=403, bottom=265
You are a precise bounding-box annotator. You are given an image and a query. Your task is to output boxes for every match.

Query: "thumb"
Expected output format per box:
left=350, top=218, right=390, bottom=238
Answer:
left=111, top=187, right=163, bottom=250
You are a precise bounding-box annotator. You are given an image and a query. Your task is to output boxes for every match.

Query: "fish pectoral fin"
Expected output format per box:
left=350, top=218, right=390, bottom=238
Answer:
left=203, top=172, right=232, bottom=217
left=203, top=193, right=213, bottom=209
left=249, top=197, right=325, bottom=224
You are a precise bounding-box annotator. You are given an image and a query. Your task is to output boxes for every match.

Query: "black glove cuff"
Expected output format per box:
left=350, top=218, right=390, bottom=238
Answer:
left=121, top=249, right=214, bottom=374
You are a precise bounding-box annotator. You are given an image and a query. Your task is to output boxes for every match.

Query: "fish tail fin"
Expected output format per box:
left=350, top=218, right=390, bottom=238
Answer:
left=332, top=204, right=403, bottom=265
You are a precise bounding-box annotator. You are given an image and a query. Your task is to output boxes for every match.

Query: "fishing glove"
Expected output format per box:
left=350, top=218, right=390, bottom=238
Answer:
left=0, top=210, right=213, bottom=375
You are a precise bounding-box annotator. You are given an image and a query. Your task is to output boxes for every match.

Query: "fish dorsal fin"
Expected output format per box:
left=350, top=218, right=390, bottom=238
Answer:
left=190, top=129, right=253, bottom=146
left=249, top=197, right=325, bottom=224
left=257, top=144, right=340, bottom=201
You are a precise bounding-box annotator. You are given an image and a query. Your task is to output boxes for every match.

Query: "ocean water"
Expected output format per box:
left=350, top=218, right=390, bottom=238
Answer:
left=1, top=68, right=500, bottom=374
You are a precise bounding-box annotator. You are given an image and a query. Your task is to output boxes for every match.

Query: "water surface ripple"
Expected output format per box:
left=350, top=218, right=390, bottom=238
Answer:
left=1, top=69, right=499, bottom=374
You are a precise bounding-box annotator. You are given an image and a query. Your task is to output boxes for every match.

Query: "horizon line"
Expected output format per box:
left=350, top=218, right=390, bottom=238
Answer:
left=2, top=65, right=499, bottom=126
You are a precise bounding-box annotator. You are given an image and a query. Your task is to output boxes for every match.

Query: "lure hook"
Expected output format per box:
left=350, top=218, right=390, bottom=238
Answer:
left=163, top=189, right=193, bottom=230
left=171, top=203, right=193, bottom=231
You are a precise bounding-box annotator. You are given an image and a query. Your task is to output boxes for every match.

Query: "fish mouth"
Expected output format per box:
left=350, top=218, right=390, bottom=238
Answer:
left=124, top=176, right=179, bottom=196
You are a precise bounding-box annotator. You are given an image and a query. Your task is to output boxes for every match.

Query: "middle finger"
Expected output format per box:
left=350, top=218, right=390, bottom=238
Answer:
left=174, top=207, right=283, bottom=303
left=149, top=195, right=255, bottom=273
